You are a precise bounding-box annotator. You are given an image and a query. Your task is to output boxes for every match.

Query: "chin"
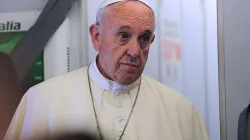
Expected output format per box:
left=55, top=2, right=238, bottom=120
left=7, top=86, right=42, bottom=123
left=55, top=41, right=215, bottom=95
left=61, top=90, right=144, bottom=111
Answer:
left=121, top=75, right=139, bottom=85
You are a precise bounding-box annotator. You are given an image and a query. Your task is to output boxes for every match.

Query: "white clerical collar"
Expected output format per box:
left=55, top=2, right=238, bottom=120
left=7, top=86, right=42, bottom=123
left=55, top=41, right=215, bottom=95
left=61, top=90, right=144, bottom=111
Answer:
left=88, top=58, right=140, bottom=91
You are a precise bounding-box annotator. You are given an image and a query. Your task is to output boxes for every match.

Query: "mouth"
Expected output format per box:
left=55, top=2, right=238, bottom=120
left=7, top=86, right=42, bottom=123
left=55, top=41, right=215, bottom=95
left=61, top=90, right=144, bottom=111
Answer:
left=121, top=63, right=138, bottom=67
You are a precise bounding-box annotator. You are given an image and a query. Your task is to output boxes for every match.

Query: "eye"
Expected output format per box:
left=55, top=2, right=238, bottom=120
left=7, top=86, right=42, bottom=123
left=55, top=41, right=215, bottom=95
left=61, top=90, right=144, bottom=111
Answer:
left=140, top=35, right=150, bottom=44
left=139, top=35, right=151, bottom=48
left=118, top=32, right=130, bottom=43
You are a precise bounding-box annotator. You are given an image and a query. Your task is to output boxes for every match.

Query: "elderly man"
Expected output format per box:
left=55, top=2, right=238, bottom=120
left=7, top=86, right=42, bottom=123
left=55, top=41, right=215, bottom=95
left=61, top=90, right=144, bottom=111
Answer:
left=5, top=0, right=208, bottom=140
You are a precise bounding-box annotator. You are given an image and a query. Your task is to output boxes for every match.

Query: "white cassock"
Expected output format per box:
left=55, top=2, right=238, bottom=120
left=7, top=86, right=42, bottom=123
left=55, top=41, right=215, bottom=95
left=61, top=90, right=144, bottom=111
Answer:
left=4, top=60, right=209, bottom=140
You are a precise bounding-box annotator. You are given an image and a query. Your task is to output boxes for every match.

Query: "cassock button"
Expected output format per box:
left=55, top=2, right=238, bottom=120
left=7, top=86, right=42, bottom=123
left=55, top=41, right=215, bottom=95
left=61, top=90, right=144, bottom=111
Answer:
left=116, top=104, right=123, bottom=108
left=117, top=116, right=125, bottom=123
left=115, top=91, right=122, bottom=96
left=115, top=100, right=123, bottom=108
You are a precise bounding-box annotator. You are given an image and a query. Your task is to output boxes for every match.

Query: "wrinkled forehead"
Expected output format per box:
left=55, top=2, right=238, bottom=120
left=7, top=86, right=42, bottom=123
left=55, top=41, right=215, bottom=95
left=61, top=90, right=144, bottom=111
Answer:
left=113, top=8, right=155, bottom=32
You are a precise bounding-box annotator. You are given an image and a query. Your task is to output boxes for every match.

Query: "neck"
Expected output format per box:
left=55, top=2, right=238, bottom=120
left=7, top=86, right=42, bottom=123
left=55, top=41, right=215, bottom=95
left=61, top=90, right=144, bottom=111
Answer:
left=89, top=59, right=140, bottom=91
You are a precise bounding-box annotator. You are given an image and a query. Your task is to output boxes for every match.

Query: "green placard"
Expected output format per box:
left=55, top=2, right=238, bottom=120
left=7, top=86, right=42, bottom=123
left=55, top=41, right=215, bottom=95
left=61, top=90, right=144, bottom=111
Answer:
left=0, top=32, right=44, bottom=90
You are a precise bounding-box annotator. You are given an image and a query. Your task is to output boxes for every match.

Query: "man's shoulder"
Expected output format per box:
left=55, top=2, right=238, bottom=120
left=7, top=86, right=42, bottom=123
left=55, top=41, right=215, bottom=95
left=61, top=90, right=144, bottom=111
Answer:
left=26, top=66, right=88, bottom=97
left=37, top=66, right=87, bottom=87
left=141, top=74, right=193, bottom=106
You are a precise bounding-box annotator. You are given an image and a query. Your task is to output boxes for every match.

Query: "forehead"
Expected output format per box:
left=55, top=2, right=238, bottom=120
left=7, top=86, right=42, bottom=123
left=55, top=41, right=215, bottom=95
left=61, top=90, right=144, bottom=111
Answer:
left=105, top=1, right=155, bottom=31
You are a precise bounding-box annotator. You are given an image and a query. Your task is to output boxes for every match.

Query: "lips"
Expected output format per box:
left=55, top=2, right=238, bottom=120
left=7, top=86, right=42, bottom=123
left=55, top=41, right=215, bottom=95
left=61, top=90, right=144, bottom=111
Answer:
left=121, top=63, right=138, bottom=67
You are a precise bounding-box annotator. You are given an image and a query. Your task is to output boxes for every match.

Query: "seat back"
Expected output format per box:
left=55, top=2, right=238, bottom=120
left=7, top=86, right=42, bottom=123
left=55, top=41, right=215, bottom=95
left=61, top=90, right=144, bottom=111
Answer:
left=0, top=52, right=23, bottom=139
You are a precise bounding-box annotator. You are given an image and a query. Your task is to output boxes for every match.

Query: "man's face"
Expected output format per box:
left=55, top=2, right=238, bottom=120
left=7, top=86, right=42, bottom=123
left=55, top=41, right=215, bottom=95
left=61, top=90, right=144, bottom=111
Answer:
left=90, top=1, right=155, bottom=85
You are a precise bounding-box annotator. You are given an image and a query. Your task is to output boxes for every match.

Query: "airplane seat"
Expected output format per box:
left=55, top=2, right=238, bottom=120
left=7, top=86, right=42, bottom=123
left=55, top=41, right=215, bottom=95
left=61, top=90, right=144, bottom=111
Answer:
left=0, top=52, right=23, bottom=139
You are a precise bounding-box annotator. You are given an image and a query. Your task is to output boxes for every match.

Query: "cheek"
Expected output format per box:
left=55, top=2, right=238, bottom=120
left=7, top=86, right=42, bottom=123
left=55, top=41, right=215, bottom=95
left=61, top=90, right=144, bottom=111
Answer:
left=112, top=46, right=128, bottom=62
left=101, top=46, right=127, bottom=74
left=110, top=47, right=128, bottom=68
left=102, top=52, right=116, bottom=72
left=141, top=48, right=150, bottom=64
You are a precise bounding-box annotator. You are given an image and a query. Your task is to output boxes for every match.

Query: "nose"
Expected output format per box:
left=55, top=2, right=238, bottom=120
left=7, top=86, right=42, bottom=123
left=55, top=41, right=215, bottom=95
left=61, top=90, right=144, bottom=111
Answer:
left=127, top=39, right=140, bottom=57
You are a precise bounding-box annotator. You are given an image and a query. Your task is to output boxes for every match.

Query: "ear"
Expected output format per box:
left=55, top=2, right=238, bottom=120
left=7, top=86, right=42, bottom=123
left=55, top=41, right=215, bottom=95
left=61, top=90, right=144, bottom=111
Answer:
left=89, top=24, right=101, bottom=51
left=150, top=34, right=155, bottom=44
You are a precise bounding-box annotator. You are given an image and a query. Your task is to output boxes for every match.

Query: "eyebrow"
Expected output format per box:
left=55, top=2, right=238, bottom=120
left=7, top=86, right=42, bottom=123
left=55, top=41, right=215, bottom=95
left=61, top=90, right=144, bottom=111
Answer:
left=141, top=30, right=153, bottom=36
left=118, top=25, right=132, bottom=30
left=117, top=26, right=153, bottom=36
